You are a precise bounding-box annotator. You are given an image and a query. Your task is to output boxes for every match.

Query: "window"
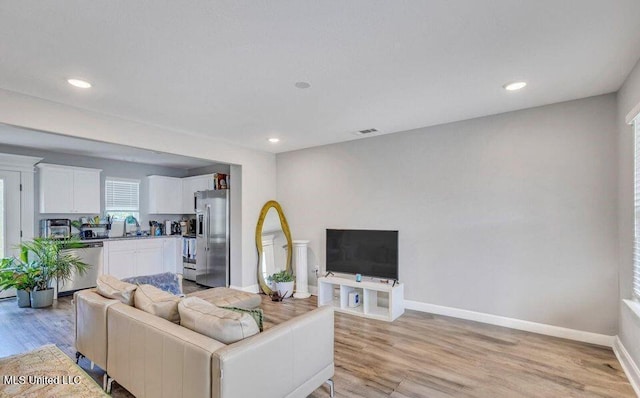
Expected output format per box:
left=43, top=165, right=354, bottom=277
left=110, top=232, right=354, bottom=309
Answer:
left=635, top=119, right=640, bottom=299
left=105, top=178, right=139, bottom=221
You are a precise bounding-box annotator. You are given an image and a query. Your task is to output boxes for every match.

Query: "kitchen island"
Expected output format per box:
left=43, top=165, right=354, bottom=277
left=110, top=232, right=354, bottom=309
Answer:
left=99, top=235, right=182, bottom=280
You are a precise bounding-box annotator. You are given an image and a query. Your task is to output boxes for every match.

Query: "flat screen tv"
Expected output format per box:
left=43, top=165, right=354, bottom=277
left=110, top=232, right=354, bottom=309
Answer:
left=326, top=229, right=398, bottom=280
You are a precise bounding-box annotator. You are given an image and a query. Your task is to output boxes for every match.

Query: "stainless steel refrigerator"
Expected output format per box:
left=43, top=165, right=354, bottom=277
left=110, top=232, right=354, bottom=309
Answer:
left=195, top=189, right=229, bottom=287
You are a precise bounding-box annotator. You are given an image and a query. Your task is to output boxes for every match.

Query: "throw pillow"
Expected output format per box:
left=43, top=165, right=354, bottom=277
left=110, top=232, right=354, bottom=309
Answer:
left=220, top=306, right=264, bottom=332
left=122, top=272, right=182, bottom=296
left=134, top=284, right=181, bottom=323
left=96, top=274, right=137, bottom=305
left=178, top=297, right=259, bottom=344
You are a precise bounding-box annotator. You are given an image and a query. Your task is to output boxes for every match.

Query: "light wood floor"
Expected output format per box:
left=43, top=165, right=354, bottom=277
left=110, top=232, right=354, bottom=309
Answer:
left=0, top=282, right=634, bottom=397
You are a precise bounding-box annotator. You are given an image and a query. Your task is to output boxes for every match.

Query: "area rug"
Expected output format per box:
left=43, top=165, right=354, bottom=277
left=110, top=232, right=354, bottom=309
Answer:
left=0, top=344, right=107, bottom=397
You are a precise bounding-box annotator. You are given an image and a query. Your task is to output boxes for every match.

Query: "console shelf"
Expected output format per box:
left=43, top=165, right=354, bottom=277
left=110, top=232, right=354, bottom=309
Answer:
left=317, top=276, right=404, bottom=321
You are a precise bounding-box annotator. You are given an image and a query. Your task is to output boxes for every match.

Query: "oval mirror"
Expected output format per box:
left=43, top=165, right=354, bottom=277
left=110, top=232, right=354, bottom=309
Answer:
left=256, top=200, right=293, bottom=294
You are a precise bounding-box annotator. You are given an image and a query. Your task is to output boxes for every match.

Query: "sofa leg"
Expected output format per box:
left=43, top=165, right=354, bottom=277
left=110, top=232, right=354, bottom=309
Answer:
left=107, top=377, right=114, bottom=394
left=75, top=351, right=84, bottom=364
left=326, top=378, right=335, bottom=398
left=104, top=374, right=114, bottom=393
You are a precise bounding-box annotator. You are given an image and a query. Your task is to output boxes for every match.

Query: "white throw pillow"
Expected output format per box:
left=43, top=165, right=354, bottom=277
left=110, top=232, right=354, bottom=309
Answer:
left=179, top=297, right=259, bottom=344
left=134, top=284, right=181, bottom=323
left=96, top=274, right=137, bottom=305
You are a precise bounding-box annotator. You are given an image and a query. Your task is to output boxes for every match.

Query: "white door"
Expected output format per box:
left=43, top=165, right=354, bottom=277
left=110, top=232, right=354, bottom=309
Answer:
left=0, top=171, right=21, bottom=298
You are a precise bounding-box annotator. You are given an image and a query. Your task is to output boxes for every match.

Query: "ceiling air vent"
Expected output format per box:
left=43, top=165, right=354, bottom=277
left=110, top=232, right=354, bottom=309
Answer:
left=354, top=128, right=379, bottom=136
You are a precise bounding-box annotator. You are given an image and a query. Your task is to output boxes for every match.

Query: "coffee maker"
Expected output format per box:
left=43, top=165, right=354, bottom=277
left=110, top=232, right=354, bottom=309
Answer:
left=180, top=219, right=196, bottom=236
left=171, top=221, right=181, bottom=235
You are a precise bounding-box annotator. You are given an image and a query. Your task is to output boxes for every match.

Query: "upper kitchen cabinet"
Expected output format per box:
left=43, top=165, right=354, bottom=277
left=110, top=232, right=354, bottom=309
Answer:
left=181, top=174, right=213, bottom=214
left=38, top=164, right=101, bottom=214
left=148, top=175, right=183, bottom=214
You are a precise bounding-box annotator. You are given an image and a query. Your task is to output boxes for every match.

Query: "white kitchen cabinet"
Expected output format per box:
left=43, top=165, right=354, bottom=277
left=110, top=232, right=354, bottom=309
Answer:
left=73, top=169, right=102, bottom=214
left=136, top=240, right=164, bottom=276
left=38, top=164, right=101, bottom=214
left=162, top=237, right=182, bottom=274
left=148, top=175, right=183, bottom=214
left=181, top=174, right=213, bottom=214
left=104, top=240, right=137, bottom=279
left=104, top=237, right=180, bottom=279
left=107, top=249, right=137, bottom=279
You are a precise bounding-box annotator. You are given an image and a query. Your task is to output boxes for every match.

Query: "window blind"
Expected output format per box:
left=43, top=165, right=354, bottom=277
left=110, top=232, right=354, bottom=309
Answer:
left=105, top=178, right=139, bottom=211
left=634, top=119, right=640, bottom=299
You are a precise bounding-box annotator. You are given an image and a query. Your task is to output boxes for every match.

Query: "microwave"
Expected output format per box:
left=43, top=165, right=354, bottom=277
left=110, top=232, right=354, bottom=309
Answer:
left=40, top=219, right=71, bottom=239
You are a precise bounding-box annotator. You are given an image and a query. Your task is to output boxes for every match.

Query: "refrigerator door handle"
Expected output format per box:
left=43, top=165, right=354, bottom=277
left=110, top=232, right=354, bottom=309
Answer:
left=205, top=205, right=211, bottom=251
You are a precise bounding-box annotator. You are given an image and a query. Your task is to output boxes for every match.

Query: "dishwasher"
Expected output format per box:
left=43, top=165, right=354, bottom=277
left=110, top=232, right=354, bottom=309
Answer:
left=57, top=241, right=103, bottom=296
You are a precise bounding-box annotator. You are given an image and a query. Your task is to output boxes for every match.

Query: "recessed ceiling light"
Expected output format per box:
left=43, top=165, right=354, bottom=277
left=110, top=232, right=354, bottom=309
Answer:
left=503, top=81, right=527, bottom=91
left=294, top=81, right=311, bottom=89
left=268, top=138, right=280, bottom=143
left=67, top=78, right=92, bottom=89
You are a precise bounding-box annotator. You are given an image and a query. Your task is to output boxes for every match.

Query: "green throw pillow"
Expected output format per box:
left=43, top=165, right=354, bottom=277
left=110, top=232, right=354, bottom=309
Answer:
left=221, top=306, right=264, bottom=332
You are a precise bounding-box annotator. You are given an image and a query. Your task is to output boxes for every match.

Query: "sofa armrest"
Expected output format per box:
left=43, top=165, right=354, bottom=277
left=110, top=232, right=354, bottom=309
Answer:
left=74, top=289, right=119, bottom=370
left=212, top=306, right=334, bottom=398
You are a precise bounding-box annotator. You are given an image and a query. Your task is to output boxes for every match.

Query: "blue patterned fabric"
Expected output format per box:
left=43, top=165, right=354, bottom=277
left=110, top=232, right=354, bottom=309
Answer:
left=122, top=272, right=182, bottom=295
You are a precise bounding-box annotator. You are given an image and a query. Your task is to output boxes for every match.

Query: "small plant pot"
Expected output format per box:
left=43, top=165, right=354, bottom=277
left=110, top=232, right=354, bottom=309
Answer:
left=16, top=289, right=31, bottom=308
left=275, top=281, right=294, bottom=298
left=30, top=288, right=54, bottom=308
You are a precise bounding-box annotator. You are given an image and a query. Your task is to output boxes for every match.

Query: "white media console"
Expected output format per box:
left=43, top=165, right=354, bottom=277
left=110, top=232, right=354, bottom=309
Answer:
left=317, top=276, right=404, bottom=321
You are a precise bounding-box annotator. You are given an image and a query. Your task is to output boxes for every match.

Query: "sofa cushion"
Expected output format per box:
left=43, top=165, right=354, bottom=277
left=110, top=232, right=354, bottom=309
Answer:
left=96, top=274, right=137, bottom=305
left=122, top=272, right=182, bottom=296
left=187, top=287, right=262, bottom=309
left=134, top=284, right=181, bottom=323
left=179, top=297, right=259, bottom=344
left=221, top=306, right=264, bottom=332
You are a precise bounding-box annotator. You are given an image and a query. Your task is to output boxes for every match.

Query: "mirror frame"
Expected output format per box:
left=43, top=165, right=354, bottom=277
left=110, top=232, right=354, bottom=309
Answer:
left=255, top=200, right=293, bottom=294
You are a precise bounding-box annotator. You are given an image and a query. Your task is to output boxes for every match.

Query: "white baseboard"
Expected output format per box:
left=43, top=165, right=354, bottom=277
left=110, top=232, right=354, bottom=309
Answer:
left=308, top=285, right=318, bottom=296
left=404, top=300, right=615, bottom=347
left=613, top=337, right=640, bottom=396
left=229, top=284, right=259, bottom=294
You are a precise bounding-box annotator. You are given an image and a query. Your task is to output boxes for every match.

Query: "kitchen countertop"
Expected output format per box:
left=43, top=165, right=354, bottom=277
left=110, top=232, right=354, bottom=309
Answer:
left=78, top=234, right=184, bottom=243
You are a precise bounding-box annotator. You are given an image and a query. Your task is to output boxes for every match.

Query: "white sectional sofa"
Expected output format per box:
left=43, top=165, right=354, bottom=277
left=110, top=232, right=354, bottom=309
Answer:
left=74, top=289, right=335, bottom=398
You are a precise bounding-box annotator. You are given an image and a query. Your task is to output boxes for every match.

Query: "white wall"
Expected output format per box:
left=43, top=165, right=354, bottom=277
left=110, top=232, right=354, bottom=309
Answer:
left=0, top=89, right=276, bottom=289
left=617, top=58, right=640, bottom=369
left=277, top=94, right=618, bottom=335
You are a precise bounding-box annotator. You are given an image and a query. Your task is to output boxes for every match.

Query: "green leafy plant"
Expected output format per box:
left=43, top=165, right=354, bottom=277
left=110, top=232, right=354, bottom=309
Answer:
left=18, top=238, right=89, bottom=291
left=267, top=270, right=294, bottom=283
left=0, top=257, right=38, bottom=292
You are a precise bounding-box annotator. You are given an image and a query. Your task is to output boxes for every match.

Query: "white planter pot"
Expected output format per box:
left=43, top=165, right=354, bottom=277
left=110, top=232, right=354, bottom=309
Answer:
left=275, top=281, right=294, bottom=298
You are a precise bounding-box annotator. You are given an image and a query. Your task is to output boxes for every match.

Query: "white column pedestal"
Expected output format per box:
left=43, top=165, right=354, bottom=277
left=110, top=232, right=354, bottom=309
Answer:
left=293, top=240, right=311, bottom=299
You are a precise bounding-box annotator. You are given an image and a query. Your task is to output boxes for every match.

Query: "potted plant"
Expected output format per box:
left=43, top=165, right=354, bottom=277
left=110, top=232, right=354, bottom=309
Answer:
left=268, top=270, right=295, bottom=299
left=19, top=238, right=89, bottom=308
left=0, top=257, right=40, bottom=307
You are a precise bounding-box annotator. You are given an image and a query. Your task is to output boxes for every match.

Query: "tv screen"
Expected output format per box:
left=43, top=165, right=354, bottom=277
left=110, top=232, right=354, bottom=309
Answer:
left=326, top=229, right=398, bottom=280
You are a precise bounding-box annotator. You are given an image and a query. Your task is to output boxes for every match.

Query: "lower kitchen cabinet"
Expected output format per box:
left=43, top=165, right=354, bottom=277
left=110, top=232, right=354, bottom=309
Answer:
left=162, top=237, right=181, bottom=274
left=104, top=237, right=180, bottom=279
left=107, top=248, right=137, bottom=279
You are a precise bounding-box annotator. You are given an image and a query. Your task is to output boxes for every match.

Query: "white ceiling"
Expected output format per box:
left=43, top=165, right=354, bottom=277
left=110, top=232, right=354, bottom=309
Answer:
left=0, top=1, right=639, bottom=153
left=0, top=123, right=215, bottom=169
